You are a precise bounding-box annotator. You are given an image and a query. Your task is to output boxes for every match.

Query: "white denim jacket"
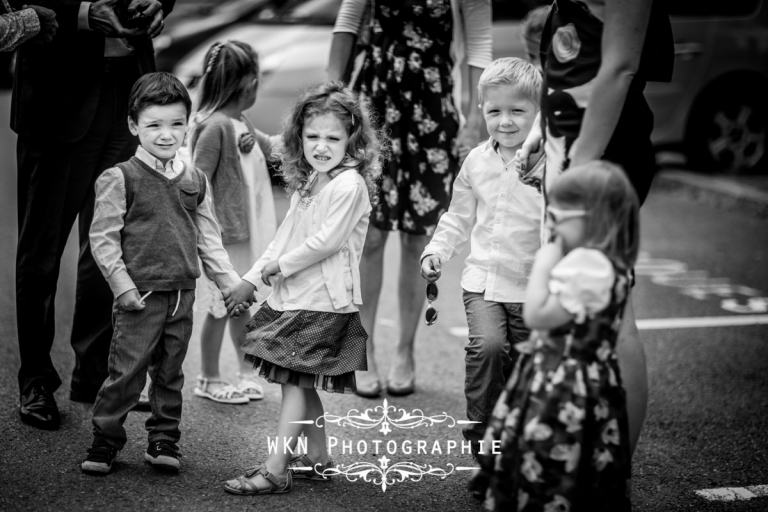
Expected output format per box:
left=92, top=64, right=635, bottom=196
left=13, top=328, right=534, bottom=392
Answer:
left=242, top=169, right=371, bottom=311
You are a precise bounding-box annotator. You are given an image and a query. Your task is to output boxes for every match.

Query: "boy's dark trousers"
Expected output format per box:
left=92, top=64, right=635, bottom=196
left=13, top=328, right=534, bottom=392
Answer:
left=92, top=290, right=195, bottom=449
left=461, top=290, right=530, bottom=454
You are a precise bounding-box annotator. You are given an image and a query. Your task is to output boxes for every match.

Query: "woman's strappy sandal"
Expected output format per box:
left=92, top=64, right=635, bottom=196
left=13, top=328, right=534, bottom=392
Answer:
left=288, top=454, right=335, bottom=481
left=193, top=376, right=249, bottom=404
left=223, top=465, right=293, bottom=495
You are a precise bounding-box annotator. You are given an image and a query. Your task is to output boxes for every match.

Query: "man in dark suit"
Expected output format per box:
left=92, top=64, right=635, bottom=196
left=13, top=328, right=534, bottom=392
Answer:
left=13, top=0, right=175, bottom=430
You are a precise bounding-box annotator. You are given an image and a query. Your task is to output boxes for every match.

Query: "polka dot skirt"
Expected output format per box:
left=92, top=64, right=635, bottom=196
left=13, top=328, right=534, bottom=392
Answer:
left=239, top=304, right=368, bottom=392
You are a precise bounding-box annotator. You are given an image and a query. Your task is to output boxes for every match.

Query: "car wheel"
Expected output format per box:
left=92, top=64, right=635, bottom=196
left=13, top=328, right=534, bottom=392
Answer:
left=685, top=82, right=767, bottom=175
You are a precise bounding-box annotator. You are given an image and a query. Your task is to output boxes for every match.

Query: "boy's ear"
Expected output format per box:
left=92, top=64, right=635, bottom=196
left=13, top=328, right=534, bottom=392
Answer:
left=127, top=116, right=139, bottom=136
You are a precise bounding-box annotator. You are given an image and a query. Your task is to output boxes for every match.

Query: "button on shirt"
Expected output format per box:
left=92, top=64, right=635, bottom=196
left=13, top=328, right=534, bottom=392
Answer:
left=90, top=145, right=240, bottom=298
left=422, top=139, right=543, bottom=303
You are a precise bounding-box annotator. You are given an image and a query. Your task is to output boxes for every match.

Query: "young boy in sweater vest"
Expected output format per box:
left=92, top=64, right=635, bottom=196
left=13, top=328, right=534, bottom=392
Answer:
left=81, top=72, right=240, bottom=475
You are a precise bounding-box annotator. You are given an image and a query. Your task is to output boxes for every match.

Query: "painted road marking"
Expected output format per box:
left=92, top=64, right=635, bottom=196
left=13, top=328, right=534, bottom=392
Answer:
left=696, top=484, right=768, bottom=501
left=447, top=315, right=768, bottom=338
left=636, top=315, right=768, bottom=330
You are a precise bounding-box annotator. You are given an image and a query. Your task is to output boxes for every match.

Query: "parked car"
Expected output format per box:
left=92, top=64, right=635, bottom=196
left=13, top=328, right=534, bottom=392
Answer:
left=173, top=0, right=768, bottom=175
left=646, top=0, right=768, bottom=174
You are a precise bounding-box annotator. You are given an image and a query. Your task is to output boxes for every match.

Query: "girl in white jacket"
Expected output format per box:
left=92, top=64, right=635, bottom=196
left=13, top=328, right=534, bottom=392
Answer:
left=222, top=81, right=385, bottom=496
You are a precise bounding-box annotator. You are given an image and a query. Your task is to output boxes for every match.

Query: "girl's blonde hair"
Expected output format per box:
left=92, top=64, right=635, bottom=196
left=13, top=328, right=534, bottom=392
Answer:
left=195, top=40, right=259, bottom=121
left=548, top=161, right=640, bottom=269
left=278, top=81, right=385, bottom=202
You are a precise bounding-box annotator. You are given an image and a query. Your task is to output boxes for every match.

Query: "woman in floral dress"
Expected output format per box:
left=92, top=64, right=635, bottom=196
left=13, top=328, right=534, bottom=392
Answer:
left=470, top=161, right=640, bottom=511
left=329, top=0, right=491, bottom=396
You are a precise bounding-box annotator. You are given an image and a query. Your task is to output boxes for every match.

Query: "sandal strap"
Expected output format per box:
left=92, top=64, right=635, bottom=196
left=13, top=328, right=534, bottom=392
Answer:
left=288, top=454, right=314, bottom=468
left=197, top=377, right=243, bottom=399
left=258, top=466, right=290, bottom=490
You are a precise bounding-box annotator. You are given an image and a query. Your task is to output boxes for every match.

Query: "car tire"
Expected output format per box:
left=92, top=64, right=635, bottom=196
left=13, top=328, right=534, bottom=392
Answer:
left=684, top=80, right=767, bottom=175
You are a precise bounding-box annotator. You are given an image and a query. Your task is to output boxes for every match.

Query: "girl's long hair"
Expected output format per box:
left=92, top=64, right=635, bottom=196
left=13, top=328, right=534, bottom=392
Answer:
left=195, top=40, right=259, bottom=122
left=277, top=81, right=386, bottom=202
left=547, top=161, right=640, bottom=269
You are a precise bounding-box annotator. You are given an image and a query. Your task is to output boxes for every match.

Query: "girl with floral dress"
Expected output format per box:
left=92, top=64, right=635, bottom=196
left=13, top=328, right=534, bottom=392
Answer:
left=187, top=40, right=279, bottom=404
left=470, top=161, right=640, bottom=511
left=221, top=82, right=384, bottom=495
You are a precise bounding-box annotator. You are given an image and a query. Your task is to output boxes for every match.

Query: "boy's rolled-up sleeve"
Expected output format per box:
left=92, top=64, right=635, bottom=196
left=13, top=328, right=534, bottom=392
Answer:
left=421, top=160, right=477, bottom=264
left=195, top=174, right=240, bottom=291
left=90, top=168, right=137, bottom=298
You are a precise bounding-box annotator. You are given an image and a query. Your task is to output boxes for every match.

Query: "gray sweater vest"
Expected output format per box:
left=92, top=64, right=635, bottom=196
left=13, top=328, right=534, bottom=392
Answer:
left=116, top=157, right=207, bottom=291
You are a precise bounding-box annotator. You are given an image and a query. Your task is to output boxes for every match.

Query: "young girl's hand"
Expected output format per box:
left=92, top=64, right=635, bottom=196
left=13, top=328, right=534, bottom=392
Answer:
left=261, top=260, right=281, bottom=287
left=238, top=132, right=255, bottom=154
left=225, top=280, right=256, bottom=316
left=420, top=255, right=442, bottom=282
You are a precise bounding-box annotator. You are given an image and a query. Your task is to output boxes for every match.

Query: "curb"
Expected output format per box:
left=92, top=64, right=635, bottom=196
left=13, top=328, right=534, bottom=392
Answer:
left=651, top=169, right=768, bottom=218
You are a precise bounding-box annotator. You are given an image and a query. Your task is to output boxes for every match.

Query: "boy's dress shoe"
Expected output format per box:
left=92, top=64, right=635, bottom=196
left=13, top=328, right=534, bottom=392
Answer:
left=19, top=386, right=61, bottom=430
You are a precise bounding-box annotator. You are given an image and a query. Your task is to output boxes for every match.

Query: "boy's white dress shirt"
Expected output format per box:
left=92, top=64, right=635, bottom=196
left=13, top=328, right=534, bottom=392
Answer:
left=90, top=145, right=240, bottom=298
left=422, top=138, right=543, bottom=303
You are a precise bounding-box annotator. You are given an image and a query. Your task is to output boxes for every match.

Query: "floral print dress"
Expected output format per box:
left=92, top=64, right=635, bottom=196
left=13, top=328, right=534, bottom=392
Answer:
left=356, top=0, right=459, bottom=236
left=470, top=248, right=632, bottom=511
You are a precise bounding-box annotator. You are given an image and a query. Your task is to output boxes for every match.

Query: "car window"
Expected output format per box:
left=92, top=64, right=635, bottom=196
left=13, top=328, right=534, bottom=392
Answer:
left=667, top=0, right=761, bottom=17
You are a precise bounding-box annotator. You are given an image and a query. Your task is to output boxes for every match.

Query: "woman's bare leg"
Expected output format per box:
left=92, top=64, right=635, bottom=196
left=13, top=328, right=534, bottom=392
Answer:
left=617, top=294, right=648, bottom=456
left=356, top=226, right=389, bottom=393
left=387, top=232, right=429, bottom=387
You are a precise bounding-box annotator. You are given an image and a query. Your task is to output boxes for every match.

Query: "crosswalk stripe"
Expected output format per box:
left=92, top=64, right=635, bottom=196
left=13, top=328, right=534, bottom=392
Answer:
left=696, top=485, right=768, bottom=501
left=636, top=315, right=768, bottom=330
left=444, top=315, right=768, bottom=338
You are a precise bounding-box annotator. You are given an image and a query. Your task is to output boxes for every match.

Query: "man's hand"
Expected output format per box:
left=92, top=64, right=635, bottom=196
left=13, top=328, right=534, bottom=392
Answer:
left=25, top=5, right=57, bottom=45
left=420, top=255, right=442, bottom=283
left=117, top=289, right=145, bottom=311
left=260, top=260, right=281, bottom=287
left=127, top=0, right=164, bottom=38
left=88, top=0, right=141, bottom=37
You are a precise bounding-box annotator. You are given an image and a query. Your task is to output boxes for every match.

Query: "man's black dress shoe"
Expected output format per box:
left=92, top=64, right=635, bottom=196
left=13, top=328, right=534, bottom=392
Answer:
left=20, top=386, right=61, bottom=430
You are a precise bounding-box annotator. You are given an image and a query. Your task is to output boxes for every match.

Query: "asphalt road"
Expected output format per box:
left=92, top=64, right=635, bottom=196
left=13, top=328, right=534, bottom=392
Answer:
left=0, top=90, right=767, bottom=511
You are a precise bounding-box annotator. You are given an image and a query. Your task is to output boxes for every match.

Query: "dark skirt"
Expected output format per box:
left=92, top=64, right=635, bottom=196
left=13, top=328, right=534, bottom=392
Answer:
left=239, top=303, right=368, bottom=394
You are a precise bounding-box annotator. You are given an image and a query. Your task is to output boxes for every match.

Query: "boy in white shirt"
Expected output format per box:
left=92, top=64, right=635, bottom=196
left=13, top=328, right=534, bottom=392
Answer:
left=420, top=58, right=543, bottom=457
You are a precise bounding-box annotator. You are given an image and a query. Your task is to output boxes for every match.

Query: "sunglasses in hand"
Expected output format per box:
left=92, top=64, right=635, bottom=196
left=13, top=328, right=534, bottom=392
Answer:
left=425, top=282, right=438, bottom=326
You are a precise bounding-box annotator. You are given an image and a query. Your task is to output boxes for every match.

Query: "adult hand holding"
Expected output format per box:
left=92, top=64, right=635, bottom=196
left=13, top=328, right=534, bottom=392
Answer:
left=24, top=5, right=57, bottom=45
left=88, top=0, right=141, bottom=37
left=126, top=0, right=165, bottom=38
left=516, top=111, right=543, bottom=174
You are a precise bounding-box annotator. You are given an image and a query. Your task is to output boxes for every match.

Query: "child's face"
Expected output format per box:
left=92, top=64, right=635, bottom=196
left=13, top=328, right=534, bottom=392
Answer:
left=128, top=102, right=188, bottom=163
left=302, top=113, right=349, bottom=174
left=524, top=36, right=543, bottom=72
left=481, top=84, right=538, bottom=152
left=546, top=202, right=588, bottom=253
